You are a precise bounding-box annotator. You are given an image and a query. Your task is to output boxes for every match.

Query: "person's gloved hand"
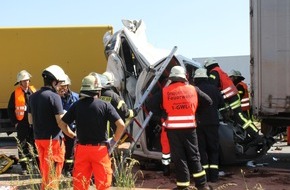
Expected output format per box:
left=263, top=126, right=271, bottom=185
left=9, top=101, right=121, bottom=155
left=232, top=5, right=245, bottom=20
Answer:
left=133, top=107, right=139, bottom=117
left=219, top=106, right=231, bottom=122
left=106, top=138, right=116, bottom=153
left=221, top=110, right=231, bottom=122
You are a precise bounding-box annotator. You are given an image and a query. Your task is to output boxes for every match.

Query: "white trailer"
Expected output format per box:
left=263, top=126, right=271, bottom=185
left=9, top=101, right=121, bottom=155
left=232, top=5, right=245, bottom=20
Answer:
left=250, top=0, right=290, bottom=135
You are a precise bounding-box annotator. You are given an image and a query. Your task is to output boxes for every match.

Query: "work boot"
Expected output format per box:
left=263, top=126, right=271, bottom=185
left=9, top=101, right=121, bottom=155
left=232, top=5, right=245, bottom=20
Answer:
left=173, top=186, right=195, bottom=190
left=209, top=169, right=219, bottom=183
left=196, top=184, right=213, bottom=190
left=247, top=134, right=265, bottom=147
left=162, top=164, right=170, bottom=176
left=259, top=136, right=276, bottom=154
left=265, top=136, right=275, bottom=148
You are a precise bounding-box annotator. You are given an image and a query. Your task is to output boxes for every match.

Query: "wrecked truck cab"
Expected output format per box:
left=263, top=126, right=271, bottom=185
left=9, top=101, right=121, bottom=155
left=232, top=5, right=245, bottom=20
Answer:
left=103, top=19, right=271, bottom=165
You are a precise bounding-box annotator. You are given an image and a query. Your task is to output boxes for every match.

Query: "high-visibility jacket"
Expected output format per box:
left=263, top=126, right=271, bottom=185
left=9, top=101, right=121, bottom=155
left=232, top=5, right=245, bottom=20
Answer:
left=15, top=86, right=36, bottom=121
left=237, top=81, right=250, bottom=111
left=162, top=82, right=198, bottom=129
left=211, top=67, right=238, bottom=99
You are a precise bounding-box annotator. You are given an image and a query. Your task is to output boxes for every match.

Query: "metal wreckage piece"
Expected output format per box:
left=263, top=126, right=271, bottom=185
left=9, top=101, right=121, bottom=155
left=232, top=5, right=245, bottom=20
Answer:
left=104, top=19, right=273, bottom=165
left=0, top=154, right=14, bottom=174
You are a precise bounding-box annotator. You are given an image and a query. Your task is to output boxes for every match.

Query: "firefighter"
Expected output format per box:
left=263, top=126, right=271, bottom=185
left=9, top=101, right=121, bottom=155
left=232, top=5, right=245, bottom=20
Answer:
left=228, top=70, right=252, bottom=119
left=59, top=74, right=125, bottom=190
left=193, top=68, right=225, bottom=183
left=204, top=58, right=267, bottom=148
left=28, top=65, right=76, bottom=190
left=146, top=88, right=171, bottom=176
left=161, top=66, right=212, bottom=190
left=89, top=71, right=134, bottom=137
left=7, top=70, right=37, bottom=175
left=57, top=74, right=79, bottom=176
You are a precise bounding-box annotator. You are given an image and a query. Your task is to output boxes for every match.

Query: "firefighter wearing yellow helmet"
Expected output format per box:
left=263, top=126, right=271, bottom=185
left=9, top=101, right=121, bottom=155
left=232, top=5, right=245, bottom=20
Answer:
left=228, top=70, right=251, bottom=119
left=89, top=71, right=134, bottom=137
left=59, top=74, right=125, bottom=190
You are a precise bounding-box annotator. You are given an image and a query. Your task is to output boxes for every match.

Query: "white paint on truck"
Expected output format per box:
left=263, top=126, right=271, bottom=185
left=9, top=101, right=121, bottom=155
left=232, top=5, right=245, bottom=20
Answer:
left=250, top=0, right=290, bottom=117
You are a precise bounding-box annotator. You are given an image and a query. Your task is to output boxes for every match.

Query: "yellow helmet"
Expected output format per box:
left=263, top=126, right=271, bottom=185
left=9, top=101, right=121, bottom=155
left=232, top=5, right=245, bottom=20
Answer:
left=80, top=75, right=102, bottom=92
left=102, top=71, right=114, bottom=85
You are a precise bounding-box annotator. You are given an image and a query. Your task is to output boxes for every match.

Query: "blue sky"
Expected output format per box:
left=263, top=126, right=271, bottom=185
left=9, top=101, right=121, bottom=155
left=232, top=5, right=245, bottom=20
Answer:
left=1, top=1, right=250, bottom=58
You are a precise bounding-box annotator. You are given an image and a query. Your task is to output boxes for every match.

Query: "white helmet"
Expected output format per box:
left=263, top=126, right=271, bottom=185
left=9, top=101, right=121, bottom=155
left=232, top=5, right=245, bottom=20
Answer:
left=194, top=68, right=208, bottom=78
left=204, top=57, right=218, bottom=68
left=61, top=74, right=71, bottom=85
left=80, top=75, right=102, bottom=91
left=42, top=65, right=66, bottom=82
left=169, top=66, right=187, bottom=81
left=102, top=71, right=114, bottom=85
left=15, top=70, right=32, bottom=86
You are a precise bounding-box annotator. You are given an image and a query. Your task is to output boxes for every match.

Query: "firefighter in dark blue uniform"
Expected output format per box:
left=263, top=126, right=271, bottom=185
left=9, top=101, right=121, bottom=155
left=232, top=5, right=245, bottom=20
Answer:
left=193, top=68, right=225, bottom=183
left=57, top=74, right=79, bottom=176
left=94, top=71, right=134, bottom=137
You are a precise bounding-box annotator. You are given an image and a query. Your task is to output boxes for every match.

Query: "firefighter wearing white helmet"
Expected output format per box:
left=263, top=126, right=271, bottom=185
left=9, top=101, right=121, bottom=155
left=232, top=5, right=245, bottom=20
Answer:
left=193, top=68, right=225, bottom=183
left=14, top=70, right=32, bottom=86
left=204, top=58, right=274, bottom=154
left=8, top=70, right=37, bottom=175
left=168, top=65, right=188, bottom=82
left=157, top=65, right=212, bottom=189
left=28, top=65, right=76, bottom=189
left=59, top=74, right=125, bottom=190
left=42, top=64, right=67, bottom=83
left=58, top=74, right=79, bottom=176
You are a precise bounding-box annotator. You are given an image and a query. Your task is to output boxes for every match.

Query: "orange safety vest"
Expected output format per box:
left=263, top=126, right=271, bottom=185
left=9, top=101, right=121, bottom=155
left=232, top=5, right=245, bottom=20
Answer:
left=15, top=86, right=36, bottom=121
left=162, top=82, right=198, bottom=129
left=237, top=81, right=250, bottom=111
left=212, top=67, right=238, bottom=99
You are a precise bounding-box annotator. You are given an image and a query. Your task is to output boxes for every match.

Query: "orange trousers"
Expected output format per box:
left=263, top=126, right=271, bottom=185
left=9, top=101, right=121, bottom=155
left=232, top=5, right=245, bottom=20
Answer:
left=73, top=144, right=112, bottom=190
left=161, top=127, right=170, bottom=154
left=35, top=139, right=65, bottom=190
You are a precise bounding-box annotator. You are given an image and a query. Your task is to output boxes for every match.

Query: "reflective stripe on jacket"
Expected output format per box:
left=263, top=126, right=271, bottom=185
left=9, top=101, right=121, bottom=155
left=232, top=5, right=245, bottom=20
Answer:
left=15, top=86, right=36, bottom=121
left=212, top=67, right=238, bottom=99
left=162, top=82, right=198, bottom=129
left=237, top=81, right=250, bottom=111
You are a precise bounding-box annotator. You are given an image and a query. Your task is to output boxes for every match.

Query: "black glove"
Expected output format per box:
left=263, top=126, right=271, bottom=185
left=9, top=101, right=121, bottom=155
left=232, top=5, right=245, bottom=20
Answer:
left=220, top=107, right=231, bottom=122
